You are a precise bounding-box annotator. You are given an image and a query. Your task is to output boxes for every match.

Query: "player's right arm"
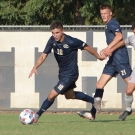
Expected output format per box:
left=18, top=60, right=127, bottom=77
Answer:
left=100, top=22, right=124, bottom=56
left=29, top=53, right=48, bottom=78
left=103, top=40, right=125, bottom=56
left=29, top=37, right=53, bottom=78
left=107, top=32, right=123, bottom=49
left=104, top=35, right=135, bottom=56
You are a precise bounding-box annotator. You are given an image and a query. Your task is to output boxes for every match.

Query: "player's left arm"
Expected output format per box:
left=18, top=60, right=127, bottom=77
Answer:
left=84, top=45, right=106, bottom=60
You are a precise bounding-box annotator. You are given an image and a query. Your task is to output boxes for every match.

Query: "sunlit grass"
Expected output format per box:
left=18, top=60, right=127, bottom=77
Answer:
left=0, top=113, right=135, bottom=135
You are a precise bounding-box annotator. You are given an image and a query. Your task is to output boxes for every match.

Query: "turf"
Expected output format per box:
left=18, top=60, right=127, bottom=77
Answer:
left=0, top=113, right=135, bottom=135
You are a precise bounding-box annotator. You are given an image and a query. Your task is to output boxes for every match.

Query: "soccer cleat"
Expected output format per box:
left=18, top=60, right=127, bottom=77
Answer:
left=77, top=111, right=95, bottom=120
left=33, top=113, right=40, bottom=123
left=93, top=97, right=101, bottom=113
left=119, top=110, right=132, bottom=121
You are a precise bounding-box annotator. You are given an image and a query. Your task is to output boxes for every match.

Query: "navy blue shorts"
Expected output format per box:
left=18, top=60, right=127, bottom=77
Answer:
left=103, top=63, right=132, bottom=79
left=54, top=77, right=77, bottom=94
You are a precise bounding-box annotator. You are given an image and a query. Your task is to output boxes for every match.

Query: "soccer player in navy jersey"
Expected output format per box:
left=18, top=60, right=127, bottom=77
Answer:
left=77, top=4, right=132, bottom=120
left=28, top=21, right=106, bottom=123
left=103, top=21, right=135, bottom=121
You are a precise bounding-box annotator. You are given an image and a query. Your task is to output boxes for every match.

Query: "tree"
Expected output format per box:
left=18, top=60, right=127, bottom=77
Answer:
left=0, top=0, right=134, bottom=25
left=22, top=0, right=75, bottom=25
left=0, top=0, right=27, bottom=25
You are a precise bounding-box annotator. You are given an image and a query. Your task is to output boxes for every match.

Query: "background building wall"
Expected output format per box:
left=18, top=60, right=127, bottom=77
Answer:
left=0, top=27, right=134, bottom=111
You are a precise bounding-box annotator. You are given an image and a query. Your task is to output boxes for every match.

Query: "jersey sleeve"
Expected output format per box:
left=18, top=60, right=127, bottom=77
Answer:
left=43, top=37, right=53, bottom=54
left=109, top=21, right=121, bottom=34
left=73, top=38, right=87, bottom=50
left=125, top=35, right=135, bottom=46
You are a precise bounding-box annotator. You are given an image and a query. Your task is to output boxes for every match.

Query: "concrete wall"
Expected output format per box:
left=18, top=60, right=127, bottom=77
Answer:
left=0, top=29, right=134, bottom=111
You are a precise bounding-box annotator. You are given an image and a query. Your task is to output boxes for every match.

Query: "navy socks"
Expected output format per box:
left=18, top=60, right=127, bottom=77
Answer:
left=36, top=98, right=54, bottom=116
left=75, top=91, right=94, bottom=104
left=90, top=89, right=104, bottom=116
left=94, top=89, right=104, bottom=98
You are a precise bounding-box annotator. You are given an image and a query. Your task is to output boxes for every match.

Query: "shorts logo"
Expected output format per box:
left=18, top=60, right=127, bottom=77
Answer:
left=58, top=84, right=64, bottom=90
left=121, top=69, right=126, bottom=76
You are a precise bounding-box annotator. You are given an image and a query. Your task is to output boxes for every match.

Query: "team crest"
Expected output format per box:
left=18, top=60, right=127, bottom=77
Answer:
left=63, top=44, right=69, bottom=48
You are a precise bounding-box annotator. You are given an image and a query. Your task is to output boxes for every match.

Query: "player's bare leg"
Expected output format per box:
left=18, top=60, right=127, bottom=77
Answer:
left=65, top=89, right=102, bottom=120
left=64, top=89, right=75, bottom=99
left=77, top=74, right=112, bottom=120
left=89, top=74, right=112, bottom=117
left=119, top=82, right=134, bottom=121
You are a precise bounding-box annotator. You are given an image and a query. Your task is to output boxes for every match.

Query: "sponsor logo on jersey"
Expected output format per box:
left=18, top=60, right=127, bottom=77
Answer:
left=116, top=29, right=119, bottom=32
left=63, top=44, right=69, bottom=48
left=53, top=43, right=56, bottom=46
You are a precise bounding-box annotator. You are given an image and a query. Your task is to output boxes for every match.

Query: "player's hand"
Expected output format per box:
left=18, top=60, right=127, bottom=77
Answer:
left=100, top=48, right=106, bottom=56
left=103, top=47, right=112, bottom=56
left=28, top=67, right=38, bottom=78
left=99, top=49, right=107, bottom=60
left=98, top=54, right=107, bottom=61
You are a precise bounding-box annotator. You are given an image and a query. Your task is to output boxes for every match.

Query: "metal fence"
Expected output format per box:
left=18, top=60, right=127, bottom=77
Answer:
left=0, top=25, right=132, bottom=30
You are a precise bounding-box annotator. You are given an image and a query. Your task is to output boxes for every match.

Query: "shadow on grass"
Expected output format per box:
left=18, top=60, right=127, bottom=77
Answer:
left=90, top=118, right=135, bottom=122
left=33, top=118, right=135, bottom=124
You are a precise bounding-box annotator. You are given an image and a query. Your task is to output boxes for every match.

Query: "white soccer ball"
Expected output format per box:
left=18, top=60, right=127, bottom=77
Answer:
left=19, top=109, right=35, bottom=125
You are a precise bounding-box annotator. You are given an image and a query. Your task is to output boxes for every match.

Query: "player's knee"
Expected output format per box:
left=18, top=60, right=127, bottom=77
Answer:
left=48, top=95, right=56, bottom=101
left=48, top=93, right=58, bottom=101
left=126, top=90, right=133, bottom=96
left=64, top=89, right=75, bottom=99
left=65, top=94, right=75, bottom=99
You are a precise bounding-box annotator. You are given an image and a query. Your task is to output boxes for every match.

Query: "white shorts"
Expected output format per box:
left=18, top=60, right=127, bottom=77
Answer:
left=128, top=67, right=135, bottom=84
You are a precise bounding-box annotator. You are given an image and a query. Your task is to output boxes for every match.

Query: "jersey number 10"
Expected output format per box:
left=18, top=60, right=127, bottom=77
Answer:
left=57, top=49, right=63, bottom=55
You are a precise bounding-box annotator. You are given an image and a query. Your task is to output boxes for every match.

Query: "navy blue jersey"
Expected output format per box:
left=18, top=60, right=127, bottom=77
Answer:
left=43, top=34, right=87, bottom=78
left=105, top=18, right=130, bottom=65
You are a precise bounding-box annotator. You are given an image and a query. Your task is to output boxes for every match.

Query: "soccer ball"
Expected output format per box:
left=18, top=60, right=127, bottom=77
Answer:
left=19, top=109, right=35, bottom=125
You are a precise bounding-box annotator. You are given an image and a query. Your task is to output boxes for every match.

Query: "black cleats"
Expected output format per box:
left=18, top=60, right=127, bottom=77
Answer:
left=119, top=110, right=132, bottom=121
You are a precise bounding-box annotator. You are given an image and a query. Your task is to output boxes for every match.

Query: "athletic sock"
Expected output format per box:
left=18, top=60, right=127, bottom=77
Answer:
left=90, top=106, right=96, bottom=117
left=36, top=98, right=54, bottom=116
left=94, top=88, right=104, bottom=98
left=74, top=91, right=94, bottom=104
left=125, top=93, right=133, bottom=112
left=90, top=89, right=104, bottom=115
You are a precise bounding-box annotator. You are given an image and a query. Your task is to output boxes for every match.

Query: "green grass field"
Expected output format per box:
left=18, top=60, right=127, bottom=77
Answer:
left=0, top=112, right=135, bottom=135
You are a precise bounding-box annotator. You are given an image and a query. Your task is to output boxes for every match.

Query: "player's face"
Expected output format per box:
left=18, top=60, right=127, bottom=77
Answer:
left=51, top=28, right=64, bottom=42
left=100, top=8, right=112, bottom=24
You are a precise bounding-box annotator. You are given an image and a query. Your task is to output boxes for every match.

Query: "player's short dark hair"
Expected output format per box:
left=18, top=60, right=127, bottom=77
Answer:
left=100, top=4, right=112, bottom=11
left=50, top=21, right=63, bottom=30
left=131, top=21, right=135, bottom=30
